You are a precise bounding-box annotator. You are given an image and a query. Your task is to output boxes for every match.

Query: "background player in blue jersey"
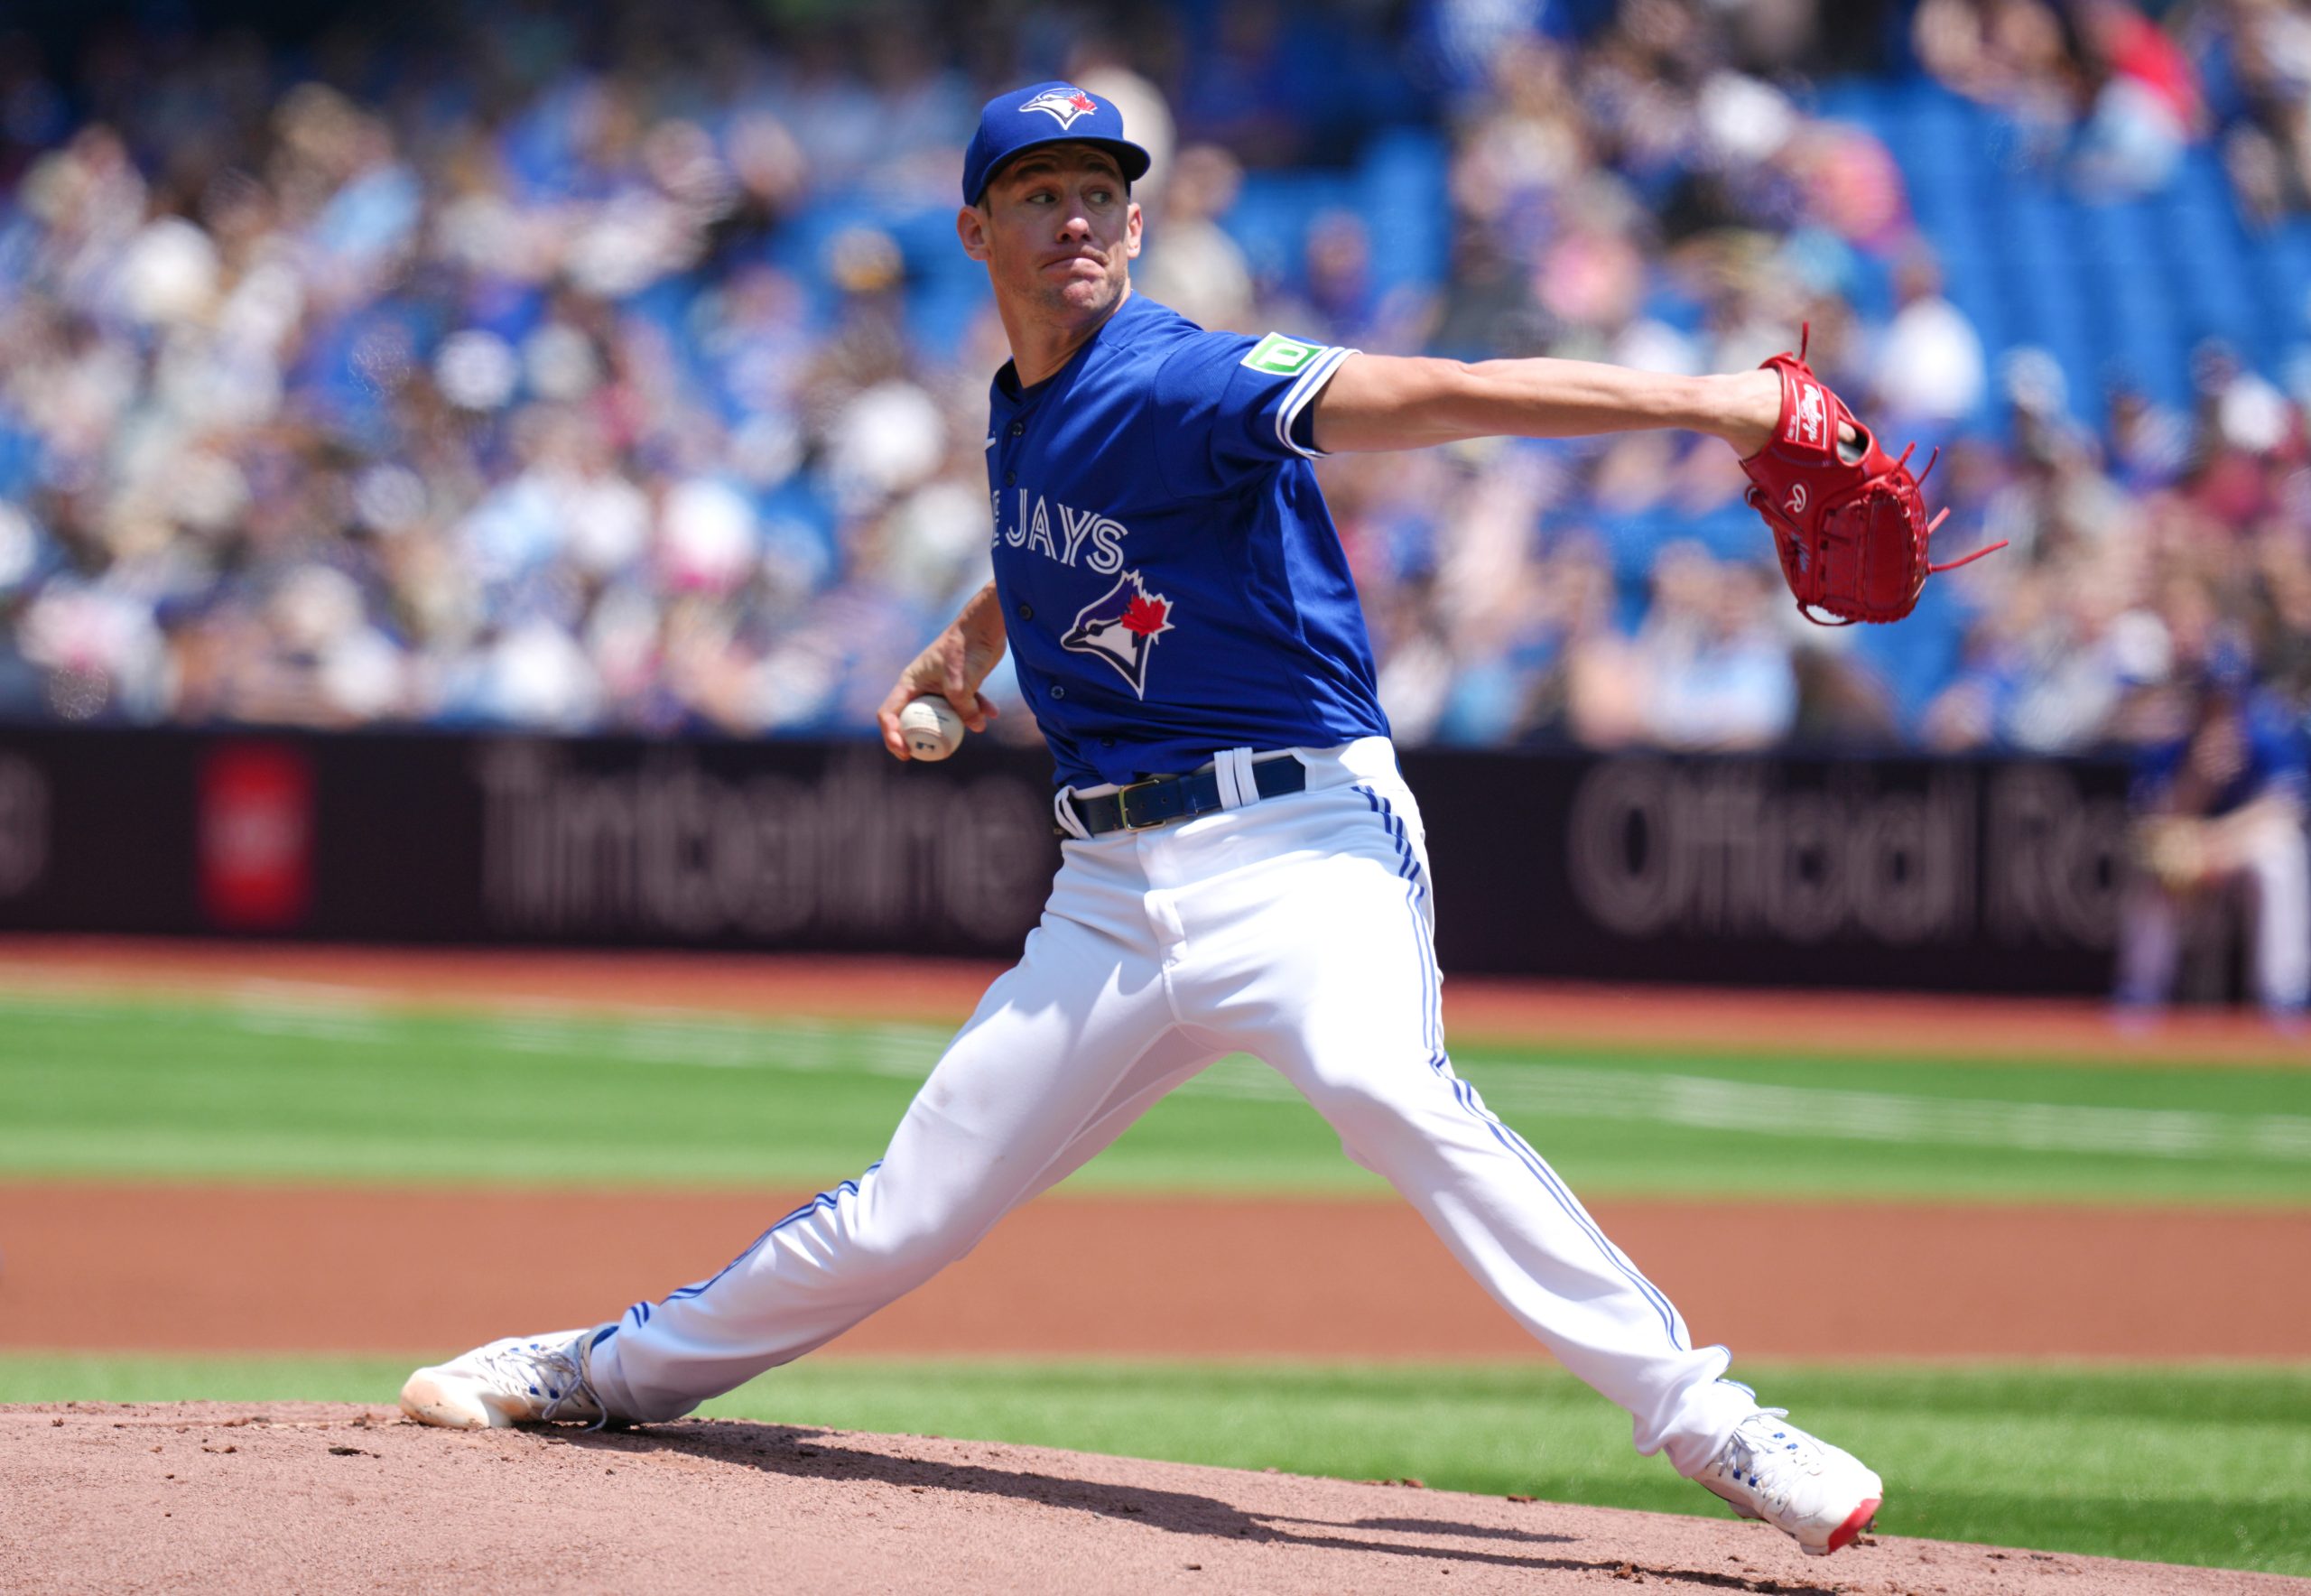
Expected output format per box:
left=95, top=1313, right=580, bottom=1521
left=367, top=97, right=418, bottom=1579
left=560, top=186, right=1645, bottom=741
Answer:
left=402, top=81, right=1886, bottom=1559
left=2120, top=661, right=2309, bottom=1019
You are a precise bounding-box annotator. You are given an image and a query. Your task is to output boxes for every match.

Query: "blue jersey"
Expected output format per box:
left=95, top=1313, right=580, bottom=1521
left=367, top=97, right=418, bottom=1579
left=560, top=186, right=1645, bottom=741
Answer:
left=985, top=292, right=1390, bottom=789
left=2131, top=694, right=2308, bottom=817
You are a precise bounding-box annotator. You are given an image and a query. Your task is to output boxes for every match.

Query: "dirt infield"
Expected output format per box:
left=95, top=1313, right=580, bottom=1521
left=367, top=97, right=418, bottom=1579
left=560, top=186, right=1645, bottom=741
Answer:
left=4, top=934, right=2307, bottom=1063
left=7, top=1183, right=2310, bottom=1360
left=6, top=1403, right=2302, bottom=1596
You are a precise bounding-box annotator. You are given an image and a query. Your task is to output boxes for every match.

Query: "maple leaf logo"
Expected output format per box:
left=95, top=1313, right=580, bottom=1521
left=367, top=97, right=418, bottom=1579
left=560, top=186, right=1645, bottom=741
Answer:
left=1069, top=90, right=1097, bottom=114
left=1120, top=593, right=1171, bottom=636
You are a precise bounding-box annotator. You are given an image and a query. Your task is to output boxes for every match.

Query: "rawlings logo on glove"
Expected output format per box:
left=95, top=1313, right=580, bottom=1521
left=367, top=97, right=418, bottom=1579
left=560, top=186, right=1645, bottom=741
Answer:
left=1740, top=328, right=2004, bottom=626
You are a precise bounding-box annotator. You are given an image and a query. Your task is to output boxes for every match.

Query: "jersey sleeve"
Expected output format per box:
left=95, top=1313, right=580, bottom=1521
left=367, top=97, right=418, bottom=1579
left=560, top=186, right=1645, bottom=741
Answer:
left=1146, top=329, right=1358, bottom=497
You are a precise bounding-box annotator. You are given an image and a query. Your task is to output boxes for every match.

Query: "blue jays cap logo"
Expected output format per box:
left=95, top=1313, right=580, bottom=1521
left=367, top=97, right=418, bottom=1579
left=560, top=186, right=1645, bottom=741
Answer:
left=1019, top=86, right=1099, bottom=129
left=962, top=79, right=1153, bottom=203
left=1063, top=571, right=1174, bottom=698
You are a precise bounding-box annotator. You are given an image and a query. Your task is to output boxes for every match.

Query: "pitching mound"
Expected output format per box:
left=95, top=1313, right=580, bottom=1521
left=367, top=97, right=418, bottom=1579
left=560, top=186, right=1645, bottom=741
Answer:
left=6, top=1405, right=2301, bottom=1595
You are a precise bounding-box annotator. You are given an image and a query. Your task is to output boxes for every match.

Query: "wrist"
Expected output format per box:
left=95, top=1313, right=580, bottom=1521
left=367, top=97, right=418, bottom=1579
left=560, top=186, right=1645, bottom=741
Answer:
left=1713, top=369, right=1781, bottom=459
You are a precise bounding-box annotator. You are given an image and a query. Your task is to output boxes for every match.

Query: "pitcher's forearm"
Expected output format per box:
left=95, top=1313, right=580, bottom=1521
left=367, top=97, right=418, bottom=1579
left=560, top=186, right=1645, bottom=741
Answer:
left=928, top=580, right=1009, bottom=708
left=1311, top=354, right=1782, bottom=458
left=953, top=580, right=1007, bottom=652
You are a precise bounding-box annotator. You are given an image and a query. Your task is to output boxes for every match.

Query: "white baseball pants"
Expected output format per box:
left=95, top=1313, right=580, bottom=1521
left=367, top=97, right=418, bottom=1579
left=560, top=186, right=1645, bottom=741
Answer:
left=586, top=737, right=1753, bottom=1475
left=2117, top=806, right=2310, bottom=1012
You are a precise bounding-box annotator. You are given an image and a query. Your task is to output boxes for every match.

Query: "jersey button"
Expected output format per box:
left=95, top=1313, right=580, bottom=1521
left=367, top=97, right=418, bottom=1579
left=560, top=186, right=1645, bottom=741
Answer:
left=1015, top=602, right=1033, bottom=622
left=1008, top=422, right=1025, bottom=437
left=1004, top=471, right=1016, bottom=486
left=1050, top=685, right=1065, bottom=700
left=1100, top=736, right=1116, bottom=748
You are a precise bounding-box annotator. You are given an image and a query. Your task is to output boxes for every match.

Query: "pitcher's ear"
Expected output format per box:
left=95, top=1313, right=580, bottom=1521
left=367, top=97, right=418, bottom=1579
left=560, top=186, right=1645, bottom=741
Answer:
left=957, top=204, right=990, bottom=262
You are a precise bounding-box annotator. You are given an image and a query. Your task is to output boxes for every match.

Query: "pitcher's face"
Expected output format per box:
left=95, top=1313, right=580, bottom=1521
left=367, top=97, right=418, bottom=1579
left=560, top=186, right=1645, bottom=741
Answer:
left=960, top=144, right=1141, bottom=329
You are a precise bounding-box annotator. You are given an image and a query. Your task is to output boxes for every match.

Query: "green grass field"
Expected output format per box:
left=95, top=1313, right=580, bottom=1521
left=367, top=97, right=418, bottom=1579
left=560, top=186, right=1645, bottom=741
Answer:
left=5, top=990, right=2309, bottom=1202
left=5, top=984, right=2309, bottom=1574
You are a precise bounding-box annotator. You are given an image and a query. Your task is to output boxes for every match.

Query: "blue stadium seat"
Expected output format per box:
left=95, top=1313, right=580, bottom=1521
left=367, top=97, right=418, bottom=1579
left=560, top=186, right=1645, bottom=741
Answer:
left=1837, top=80, right=2308, bottom=426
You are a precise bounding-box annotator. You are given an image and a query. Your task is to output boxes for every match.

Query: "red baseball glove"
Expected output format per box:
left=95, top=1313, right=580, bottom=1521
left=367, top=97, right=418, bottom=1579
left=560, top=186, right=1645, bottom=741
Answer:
left=1739, top=328, right=2003, bottom=626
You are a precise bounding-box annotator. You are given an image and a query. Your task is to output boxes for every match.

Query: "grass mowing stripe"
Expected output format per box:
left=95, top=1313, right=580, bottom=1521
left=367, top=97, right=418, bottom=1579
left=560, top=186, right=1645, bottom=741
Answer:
left=3, top=1354, right=2302, bottom=1575
left=1184, top=1056, right=2311, bottom=1164
left=5, top=994, right=2310, bottom=1202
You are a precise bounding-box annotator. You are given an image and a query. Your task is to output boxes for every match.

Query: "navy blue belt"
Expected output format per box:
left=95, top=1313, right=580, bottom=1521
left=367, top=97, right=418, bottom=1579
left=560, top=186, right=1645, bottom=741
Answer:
left=1061, top=758, right=1307, bottom=838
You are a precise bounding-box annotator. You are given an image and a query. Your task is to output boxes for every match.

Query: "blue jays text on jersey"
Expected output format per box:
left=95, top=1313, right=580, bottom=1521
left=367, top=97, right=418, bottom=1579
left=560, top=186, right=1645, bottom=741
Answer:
left=984, top=292, right=1392, bottom=790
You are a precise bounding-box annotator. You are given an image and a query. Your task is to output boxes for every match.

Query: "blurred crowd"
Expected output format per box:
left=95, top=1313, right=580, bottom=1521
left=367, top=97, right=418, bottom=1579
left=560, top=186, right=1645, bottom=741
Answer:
left=1916, top=0, right=2311, bottom=217
left=0, top=0, right=2306, bottom=775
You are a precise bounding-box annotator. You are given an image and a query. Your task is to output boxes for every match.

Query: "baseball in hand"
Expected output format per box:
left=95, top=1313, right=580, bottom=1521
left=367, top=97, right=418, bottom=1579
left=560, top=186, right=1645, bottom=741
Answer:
left=897, top=695, right=967, bottom=761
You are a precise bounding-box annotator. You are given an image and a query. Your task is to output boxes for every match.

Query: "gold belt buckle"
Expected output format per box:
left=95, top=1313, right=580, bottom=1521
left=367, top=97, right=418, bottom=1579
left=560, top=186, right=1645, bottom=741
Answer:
left=1115, top=775, right=1178, bottom=830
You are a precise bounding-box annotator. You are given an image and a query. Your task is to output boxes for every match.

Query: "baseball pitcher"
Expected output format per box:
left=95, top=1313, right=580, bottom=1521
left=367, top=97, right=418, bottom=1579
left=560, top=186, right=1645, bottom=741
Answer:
left=400, top=81, right=1894, bottom=1558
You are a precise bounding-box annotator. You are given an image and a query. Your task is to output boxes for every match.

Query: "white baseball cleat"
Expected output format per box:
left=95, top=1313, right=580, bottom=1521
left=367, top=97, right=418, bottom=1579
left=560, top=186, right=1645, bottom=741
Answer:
left=399, top=1328, right=613, bottom=1430
left=1693, top=1408, right=1882, bottom=1556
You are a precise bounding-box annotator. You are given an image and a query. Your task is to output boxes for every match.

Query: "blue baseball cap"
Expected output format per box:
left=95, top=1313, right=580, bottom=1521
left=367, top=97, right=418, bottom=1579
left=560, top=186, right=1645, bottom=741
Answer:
left=961, top=80, right=1152, bottom=205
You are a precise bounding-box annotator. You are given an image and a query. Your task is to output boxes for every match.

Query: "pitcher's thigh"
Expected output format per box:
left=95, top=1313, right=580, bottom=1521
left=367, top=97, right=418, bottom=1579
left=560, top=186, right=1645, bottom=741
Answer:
left=870, top=911, right=1181, bottom=1241
left=1203, top=848, right=1461, bottom=1167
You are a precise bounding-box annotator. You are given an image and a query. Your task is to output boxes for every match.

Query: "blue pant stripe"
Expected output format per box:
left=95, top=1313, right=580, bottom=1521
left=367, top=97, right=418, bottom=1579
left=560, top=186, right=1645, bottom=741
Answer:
left=1372, top=797, right=1425, bottom=893
left=1368, top=791, right=1443, bottom=1057
left=1357, top=786, right=1418, bottom=884
left=1400, top=868, right=1436, bottom=1062
left=1501, top=1118, right=1683, bottom=1341
left=1408, top=878, right=1439, bottom=1062
left=662, top=1161, right=884, bottom=1307
left=1490, top=1082, right=1684, bottom=1341
left=1350, top=784, right=1442, bottom=1072
left=1448, top=1076, right=1685, bottom=1348
left=1359, top=784, right=1443, bottom=1061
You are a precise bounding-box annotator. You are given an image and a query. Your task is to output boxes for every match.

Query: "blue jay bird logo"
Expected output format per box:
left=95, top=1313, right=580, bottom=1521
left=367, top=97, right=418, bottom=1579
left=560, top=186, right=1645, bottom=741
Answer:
left=1062, top=571, right=1174, bottom=698
left=1019, top=87, right=1100, bottom=129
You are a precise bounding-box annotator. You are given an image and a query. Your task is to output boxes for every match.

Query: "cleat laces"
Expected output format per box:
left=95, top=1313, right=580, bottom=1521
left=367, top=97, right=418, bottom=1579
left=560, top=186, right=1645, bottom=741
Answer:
left=478, top=1336, right=608, bottom=1427
left=1708, top=1408, right=1821, bottom=1517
